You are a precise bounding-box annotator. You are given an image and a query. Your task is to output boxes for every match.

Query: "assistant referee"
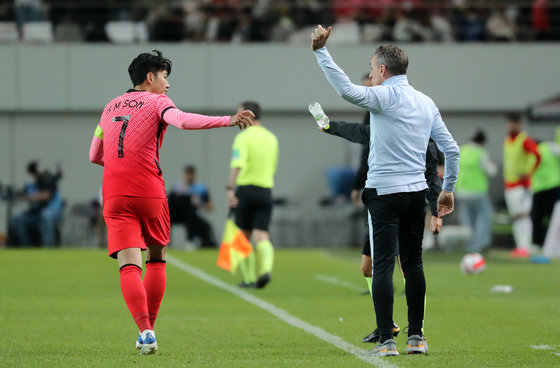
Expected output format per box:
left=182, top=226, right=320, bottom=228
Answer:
left=227, top=101, right=279, bottom=289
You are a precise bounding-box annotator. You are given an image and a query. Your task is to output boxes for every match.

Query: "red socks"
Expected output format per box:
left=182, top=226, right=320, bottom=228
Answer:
left=119, top=264, right=151, bottom=332
left=143, top=261, right=167, bottom=328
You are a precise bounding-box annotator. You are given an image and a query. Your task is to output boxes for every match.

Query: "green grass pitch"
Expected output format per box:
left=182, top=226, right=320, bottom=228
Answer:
left=1, top=248, right=559, bottom=367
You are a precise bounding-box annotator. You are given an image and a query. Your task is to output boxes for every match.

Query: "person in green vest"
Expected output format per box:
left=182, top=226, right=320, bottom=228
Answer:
left=530, top=140, right=560, bottom=256
left=227, top=101, right=279, bottom=289
left=503, top=113, right=541, bottom=258
left=456, top=130, right=497, bottom=253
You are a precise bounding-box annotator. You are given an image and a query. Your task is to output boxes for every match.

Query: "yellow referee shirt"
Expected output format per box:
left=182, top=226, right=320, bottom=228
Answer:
left=230, top=126, right=278, bottom=188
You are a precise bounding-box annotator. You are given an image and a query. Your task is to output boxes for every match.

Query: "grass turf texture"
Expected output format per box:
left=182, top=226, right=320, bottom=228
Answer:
left=1, top=248, right=559, bottom=368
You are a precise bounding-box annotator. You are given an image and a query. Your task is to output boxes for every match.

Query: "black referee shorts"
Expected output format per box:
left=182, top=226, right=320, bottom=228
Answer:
left=235, top=185, right=273, bottom=232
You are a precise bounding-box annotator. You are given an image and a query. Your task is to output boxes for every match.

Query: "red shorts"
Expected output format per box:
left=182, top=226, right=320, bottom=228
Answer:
left=103, top=196, right=170, bottom=258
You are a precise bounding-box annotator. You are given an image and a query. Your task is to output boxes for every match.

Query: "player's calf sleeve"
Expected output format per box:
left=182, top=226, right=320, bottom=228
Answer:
left=120, top=264, right=151, bottom=332
left=144, top=260, right=166, bottom=328
left=256, top=240, right=274, bottom=275
left=364, top=276, right=372, bottom=296
left=239, top=253, right=257, bottom=283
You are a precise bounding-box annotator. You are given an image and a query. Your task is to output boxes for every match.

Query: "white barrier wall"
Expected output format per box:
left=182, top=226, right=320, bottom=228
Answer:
left=1, top=43, right=560, bottom=112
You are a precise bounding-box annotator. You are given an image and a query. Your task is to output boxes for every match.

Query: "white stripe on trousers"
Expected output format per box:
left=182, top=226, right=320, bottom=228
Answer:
left=368, top=211, right=374, bottom=277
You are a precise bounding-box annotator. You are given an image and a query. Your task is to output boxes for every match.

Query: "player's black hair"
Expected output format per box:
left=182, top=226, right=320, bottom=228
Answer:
left=128, top=50, right=172, bottom=86
left=471, top=129, right=487, bottom=145
left=506, top=112, right=521, bottom=123
left=26, top=160, right=39, bottom=176
left=184, top=165, right=196, bottom=174
left=240, top=101, right=261, bottom=120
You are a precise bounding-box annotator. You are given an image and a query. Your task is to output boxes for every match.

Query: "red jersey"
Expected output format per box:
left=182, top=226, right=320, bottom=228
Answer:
left=98, top=90, right=175, bottom=202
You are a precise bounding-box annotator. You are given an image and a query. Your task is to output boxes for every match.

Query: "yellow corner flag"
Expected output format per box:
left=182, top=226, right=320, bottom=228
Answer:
left=217, top=218, right=252, bottom=273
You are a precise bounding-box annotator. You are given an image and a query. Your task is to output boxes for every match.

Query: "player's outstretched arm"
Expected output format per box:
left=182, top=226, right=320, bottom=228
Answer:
left=89, top=135, right=104, bottom=167
left=164, top=109, right=253, bottom=130
left=323, top=121, right=369, bottom=145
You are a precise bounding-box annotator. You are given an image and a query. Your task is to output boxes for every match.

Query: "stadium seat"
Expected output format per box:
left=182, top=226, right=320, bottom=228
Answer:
left=328, top=21, right=361, bottom=44
left=54, top=22, right=83, bottom=42
left=105, top=21, right=149, bottom=43
left=0, top=22, right=18, bottom=42
left=22, top=21, right=54, bottom=43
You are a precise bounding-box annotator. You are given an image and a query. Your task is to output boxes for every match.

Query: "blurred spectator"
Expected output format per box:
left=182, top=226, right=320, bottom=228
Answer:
left=393, top=8, right=428, bottom=42
left=14, top=0, right=45, bottom=40
left=486, top=5, right=516, bottom=41
left=533, top=0, right=551, bottom=40
left=11, top=160, right=64, bottom=247
left=460, top=6, right=486, bottom=41
left=9, top=0, right=560, bottom=43
left=455, top=130, right=497, bottom=253
left=168, top=165, right=217, bottom=248
left=147, top=1, right=185, bottom=41
left=429, top=7, right=454, bottom=42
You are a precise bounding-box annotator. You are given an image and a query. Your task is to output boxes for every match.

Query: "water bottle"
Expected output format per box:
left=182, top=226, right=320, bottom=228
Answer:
left=308, top=102, right=330, bottom=129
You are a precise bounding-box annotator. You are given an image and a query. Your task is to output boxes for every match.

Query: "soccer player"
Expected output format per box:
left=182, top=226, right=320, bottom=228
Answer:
left=503, top=113, right=541, bottom=258
left=311, top=26, right=459, bottom=356
left=89, top=50, right=254, bottom=354
left=226, top=101, right=278, bottom=289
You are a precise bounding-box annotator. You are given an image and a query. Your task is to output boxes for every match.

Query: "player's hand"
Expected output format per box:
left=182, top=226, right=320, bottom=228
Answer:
left=230, top=110, right=254, bottom=130
left=431, top=216, right=442, bottom=235
left=311, top=25, right=332, bottom=51
left=351, top=189, right=362, bottom=208
left=437, top=190, right=454, bottom=217
left=227, top=189, right=238, bottom=208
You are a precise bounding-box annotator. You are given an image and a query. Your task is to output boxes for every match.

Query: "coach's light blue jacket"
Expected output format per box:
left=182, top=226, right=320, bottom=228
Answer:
left=314, top=47, right=460, bottom=195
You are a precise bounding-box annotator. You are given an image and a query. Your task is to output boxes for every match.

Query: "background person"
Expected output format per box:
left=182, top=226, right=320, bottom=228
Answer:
left=11, top=160, right=63, bottom=247
left=503, top=113, right=541, bottom=258
left=227, top=101, right=278, bottom=289
left=455, top=129, right=497, bottom=254
left=530, top=139, right=560, bottom=260
left=169, top=165, right=217, bottom=248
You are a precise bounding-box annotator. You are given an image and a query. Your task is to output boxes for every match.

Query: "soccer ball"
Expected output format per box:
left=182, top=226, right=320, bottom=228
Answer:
left=460, top=253, right=486, bottom=275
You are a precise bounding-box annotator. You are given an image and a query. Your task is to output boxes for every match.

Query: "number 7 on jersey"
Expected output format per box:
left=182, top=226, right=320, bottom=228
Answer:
left=112, top=115, right=131, bottom=158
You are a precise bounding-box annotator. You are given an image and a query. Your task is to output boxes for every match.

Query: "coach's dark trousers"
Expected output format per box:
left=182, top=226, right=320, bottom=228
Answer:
left=363, top=188, right=427, bottom=338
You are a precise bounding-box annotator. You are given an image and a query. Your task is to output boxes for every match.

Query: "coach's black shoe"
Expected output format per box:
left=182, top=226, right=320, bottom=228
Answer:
left=255, top=273, right=271, bottom=289
left=362, top=322, right=400, bottom=343
left=238, top=281, right=256, bottom=289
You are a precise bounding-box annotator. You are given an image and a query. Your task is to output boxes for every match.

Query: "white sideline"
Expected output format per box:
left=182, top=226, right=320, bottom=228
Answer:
left=167, top=255, right=398, bottom=368
left=314, top=274, right=365, bottom=292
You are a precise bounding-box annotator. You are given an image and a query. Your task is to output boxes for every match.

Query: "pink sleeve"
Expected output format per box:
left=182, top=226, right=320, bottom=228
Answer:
left=163, top=108, right=231, bottom=130
left=89, top=136, right=104, bottom=166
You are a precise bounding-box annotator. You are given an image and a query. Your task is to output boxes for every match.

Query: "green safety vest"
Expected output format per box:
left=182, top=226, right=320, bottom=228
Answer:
left=231, top=126, right=279, bottom=188
left=456, top=143, right=488, bottom=193
left=532, top=142, right=560, bottom=193
left=503, top=132, right=536, bottom=183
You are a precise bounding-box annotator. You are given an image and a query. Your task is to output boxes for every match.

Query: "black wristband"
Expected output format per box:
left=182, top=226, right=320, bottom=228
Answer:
left=226, top=186, right=234, bottom=191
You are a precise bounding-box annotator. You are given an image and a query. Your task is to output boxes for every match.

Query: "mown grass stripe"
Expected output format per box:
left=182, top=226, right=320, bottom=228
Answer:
left=167, top=254, right=398, bottom=368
